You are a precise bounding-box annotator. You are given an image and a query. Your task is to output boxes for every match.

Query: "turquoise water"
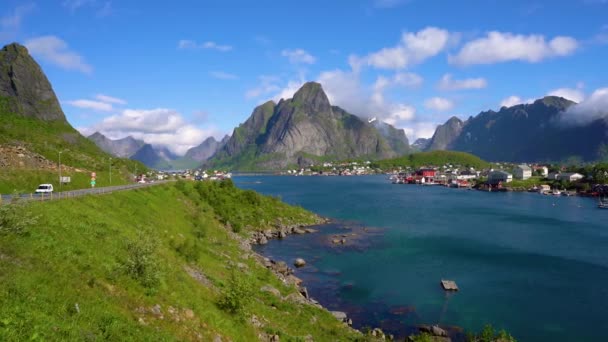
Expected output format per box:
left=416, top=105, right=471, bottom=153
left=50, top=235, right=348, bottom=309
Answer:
left=235, top=175, right=608, bottom=341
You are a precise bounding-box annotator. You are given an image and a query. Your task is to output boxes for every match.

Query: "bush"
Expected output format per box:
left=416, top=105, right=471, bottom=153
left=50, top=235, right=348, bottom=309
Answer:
left=0, top=196, right=38, bottom=235
left=172, top=237, right=200, bottom=263
left=466, top=324, right=516, bottom=342
left=217, top=269, right=253, bottom=315
left=122, top=231, right=161, bottom=289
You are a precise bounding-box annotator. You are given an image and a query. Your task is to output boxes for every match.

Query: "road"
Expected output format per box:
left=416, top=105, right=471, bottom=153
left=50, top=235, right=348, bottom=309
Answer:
left=0, top=181, right=171, bottom=205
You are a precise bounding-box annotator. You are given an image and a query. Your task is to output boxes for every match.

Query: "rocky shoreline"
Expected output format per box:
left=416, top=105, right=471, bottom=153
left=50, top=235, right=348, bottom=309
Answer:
left=233, top=219, right=454, bottom=341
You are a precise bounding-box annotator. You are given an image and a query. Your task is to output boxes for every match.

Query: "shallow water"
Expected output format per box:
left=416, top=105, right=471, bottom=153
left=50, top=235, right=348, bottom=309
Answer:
left=235, top=175, right=608, bottom=341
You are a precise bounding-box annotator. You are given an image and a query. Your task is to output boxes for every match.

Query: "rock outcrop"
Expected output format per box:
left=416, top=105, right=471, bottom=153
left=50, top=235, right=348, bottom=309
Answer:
left=0, top=43, right=66, bottom=121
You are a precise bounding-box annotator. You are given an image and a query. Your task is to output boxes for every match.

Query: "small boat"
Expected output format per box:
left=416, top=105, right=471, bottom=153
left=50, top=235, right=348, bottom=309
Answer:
left=599, top=197, right=608, bottom=209
left=552, top=189, right=562, bottom=196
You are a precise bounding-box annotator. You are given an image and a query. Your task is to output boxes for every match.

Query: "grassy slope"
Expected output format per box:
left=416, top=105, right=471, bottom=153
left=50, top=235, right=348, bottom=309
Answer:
left=0, top=104, right=147, bottom=192
left=372, top=150, right=489, bottom=169
left=0, top=182, right=360, bottom=341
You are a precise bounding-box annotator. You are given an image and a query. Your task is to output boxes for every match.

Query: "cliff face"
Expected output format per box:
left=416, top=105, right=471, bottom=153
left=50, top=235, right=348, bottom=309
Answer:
left=426, top=96, right=608, bottom=162
left=209, top=82, right=410, bottom=169
left=426, top=116, right=464, bottom=151
left=0, top=43, right=66, bottom=121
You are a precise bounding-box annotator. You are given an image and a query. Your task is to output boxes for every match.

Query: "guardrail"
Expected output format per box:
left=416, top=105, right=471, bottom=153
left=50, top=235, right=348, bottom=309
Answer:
left=0, top=181, right=172, bottom=205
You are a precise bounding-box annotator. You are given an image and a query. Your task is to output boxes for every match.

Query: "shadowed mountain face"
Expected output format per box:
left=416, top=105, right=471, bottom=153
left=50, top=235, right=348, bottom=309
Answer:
left=411, top=138, right=430, bottom=151
left=184, top=135, right=229, bottom=162
left=425, top=96, right=608, bottom=162
left=426, top=116, right=464, bottom=151
left=0, top=43, right=66, bottom=122
left=208, top=82, right=411, bottom=170
left=88, top=132, right=145, bottom=158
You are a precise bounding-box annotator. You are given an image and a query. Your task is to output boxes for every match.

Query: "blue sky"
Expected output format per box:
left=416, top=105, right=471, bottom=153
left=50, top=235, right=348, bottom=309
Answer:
left=1, top=0, right=607, bottom=154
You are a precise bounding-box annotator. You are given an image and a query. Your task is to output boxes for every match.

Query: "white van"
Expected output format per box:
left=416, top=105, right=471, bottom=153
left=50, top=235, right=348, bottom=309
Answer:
left=35, top=184, right=54, bottom=193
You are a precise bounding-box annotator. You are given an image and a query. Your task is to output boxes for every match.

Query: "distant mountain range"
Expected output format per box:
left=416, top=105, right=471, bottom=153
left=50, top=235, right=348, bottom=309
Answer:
left=87, top=132, right=228, bottom=170
left=422, top=97, right=608, bottom=162
left=207, top=82, right=411, bottom=170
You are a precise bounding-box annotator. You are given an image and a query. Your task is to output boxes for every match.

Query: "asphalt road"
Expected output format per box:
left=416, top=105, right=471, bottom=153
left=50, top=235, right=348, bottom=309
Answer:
left=0, top=181, right=171, bottom=204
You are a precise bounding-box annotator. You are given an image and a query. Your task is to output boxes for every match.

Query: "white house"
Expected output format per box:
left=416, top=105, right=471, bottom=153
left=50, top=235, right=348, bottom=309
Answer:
left=514, top=164, right=532, bottom=180
left=557, top=172, right=584, bottom=182
left=488, top=170, right=513, bottom=184
left=538, top=166, right=549, bottom=177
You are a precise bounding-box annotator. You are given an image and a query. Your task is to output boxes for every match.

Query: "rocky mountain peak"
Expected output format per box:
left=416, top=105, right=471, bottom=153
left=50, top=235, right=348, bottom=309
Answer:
left=291, top=82, right=331, bottom=112
left=0, top=42, right=66, bottom=121
left=535, top=96, right=576, bottom=110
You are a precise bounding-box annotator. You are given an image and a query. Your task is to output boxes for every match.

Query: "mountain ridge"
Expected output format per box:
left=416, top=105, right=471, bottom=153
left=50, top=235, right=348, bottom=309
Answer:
left=208, top=82, right=411, bottom=170
left=423, top=96, right=608, bottom=162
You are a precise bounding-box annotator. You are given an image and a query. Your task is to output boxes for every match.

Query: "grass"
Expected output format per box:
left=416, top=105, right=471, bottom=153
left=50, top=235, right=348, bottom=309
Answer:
left=503, top=176, right=546, bottom=189
left=0, top=107, right=147, bottom=193
left=372, top=150, right=490, bottom=170
left=0, top=169, right=134, bottom=194
left=0, top=182, right=362, bottom=341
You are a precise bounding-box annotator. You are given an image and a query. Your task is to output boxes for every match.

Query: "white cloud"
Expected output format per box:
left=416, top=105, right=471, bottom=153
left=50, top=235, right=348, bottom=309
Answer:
left=424, top=97, right=454, bottom=111
left=317, top=69, right=417, bottom=126
left=384, top=104, right=416, bottom=126
left=373, top=72, right=423, bottom=95
left=560, top=88, right=608, bottom=125
left=350, top=27, right=451, bottom=70
left=449, top=31, right=578, bottom=65
left=95, top=94, right=126, bottom=105
left=402, top=121, right=438, bottom=141
left=1, top=3, right=35, bottom=31
left=438, top=74, right=487, bottom=91
left=24, top=36, right=92, bottom=74
left=547, top=88, right=585, bottom=103
left=88, top=108, right=217, bottom=155
left=67, top=99, right=113, bottom=111
left=499, top=95, right=534, bottom=108
left=209, top=71, right=239, bottom=80
left=178, top=39, right=232, bottom=52
left=245, top=75, right=282, bottom=99
left=281, top=49, right=316, bottom=64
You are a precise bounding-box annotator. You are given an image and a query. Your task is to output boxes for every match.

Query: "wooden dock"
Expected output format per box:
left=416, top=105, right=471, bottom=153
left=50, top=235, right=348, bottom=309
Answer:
left=441, top=279, right=459, bottom=291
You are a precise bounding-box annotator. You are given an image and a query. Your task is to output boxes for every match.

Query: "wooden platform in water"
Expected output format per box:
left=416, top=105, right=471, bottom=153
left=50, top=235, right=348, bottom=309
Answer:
left=441, top=279, right=459, bottom=291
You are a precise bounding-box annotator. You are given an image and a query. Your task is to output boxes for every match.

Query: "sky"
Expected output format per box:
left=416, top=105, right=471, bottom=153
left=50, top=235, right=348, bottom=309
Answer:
left=1, top=0, right=607, bottom=155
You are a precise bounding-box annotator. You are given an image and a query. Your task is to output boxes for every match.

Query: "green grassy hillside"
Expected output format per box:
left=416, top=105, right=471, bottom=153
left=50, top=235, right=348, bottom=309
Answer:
left=372, top=150, right=489, bottom=169
left=0, top=100, right=147, bottom=192
left=0, top=181, right=362, bottom=341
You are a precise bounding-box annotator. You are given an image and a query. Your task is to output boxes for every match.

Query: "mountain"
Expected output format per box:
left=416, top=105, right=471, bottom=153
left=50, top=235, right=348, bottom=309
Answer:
left=0, top=43, right=65, bottom=122
left=130, top=144, right=172, bottom=170
left=88, top=132, right=144, bottom=158
left=426, top=116, right=464, bottom=151
left=373, top=121, right=410, bottom=155
left=411, top=138, right=430, bottom=151
left=0, top=42, right=146, bottom=187
left=426, top=96, right=608, bottom=162
left=184, top=135, right=229, bottom=162
left=208, top=82, right=411, bottom=170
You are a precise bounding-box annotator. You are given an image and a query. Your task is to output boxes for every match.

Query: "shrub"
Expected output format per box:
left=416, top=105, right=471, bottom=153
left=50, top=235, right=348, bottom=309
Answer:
left=466, top=324, right=517, bottom=342
left=122, top=231, right=161, bottom=289
left=172, top=237, right=200, bottom=263
left=217, top=269, right=253, bottom=315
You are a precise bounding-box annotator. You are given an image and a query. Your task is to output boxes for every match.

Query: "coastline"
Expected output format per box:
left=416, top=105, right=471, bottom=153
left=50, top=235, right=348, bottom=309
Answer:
left=237, top=216, right=452, bottom=341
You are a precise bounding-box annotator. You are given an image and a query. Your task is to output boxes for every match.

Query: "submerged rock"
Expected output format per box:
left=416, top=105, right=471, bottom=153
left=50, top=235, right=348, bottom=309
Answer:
left=294, top=258, right=306, bottom=267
